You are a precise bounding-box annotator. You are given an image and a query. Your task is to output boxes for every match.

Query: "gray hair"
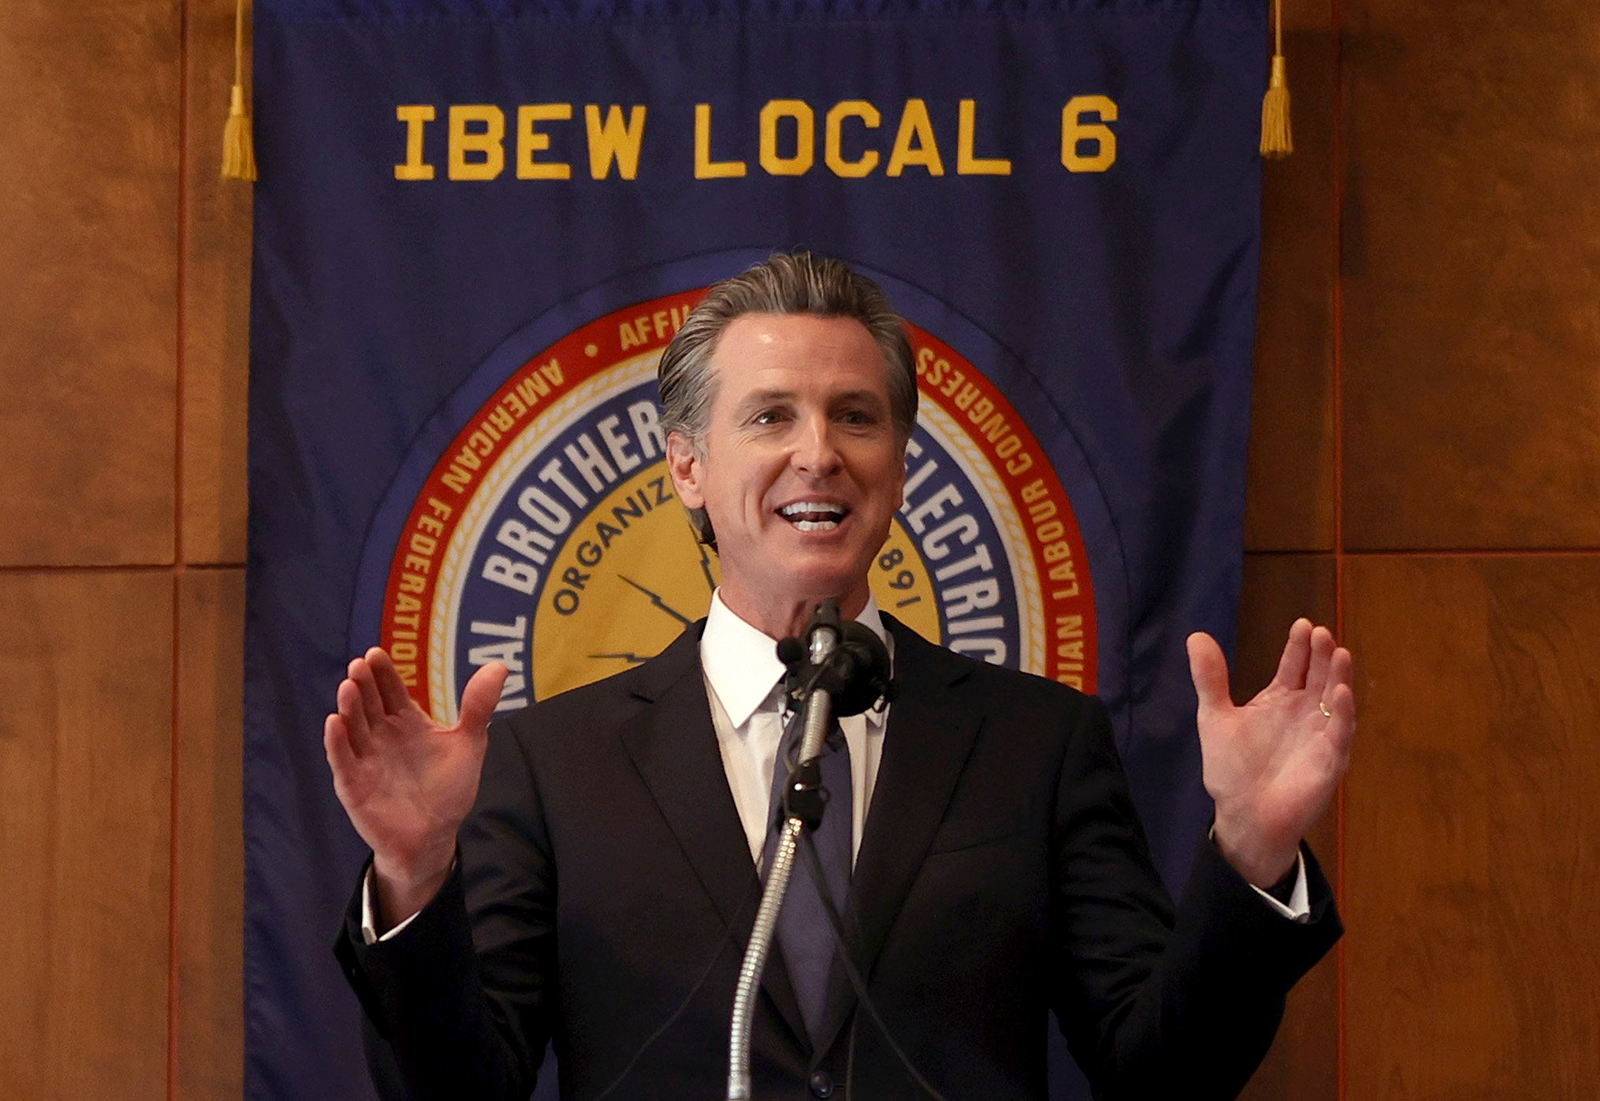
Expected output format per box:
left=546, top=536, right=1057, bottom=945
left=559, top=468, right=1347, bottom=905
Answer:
left=657, top=251, right=917, bottom=548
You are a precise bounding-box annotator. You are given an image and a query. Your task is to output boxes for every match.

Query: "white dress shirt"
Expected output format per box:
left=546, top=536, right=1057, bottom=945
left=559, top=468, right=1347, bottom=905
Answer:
left=361, top=589, right=1305, bottom=941
left=699, top=589, right=890, bottom=870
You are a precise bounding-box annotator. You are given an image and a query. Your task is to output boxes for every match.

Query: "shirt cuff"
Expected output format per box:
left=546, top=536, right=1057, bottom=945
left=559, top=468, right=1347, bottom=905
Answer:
left=1249, top=849, right=1311, bottom=923
left=1207, top=826, right=1312, bottom=924
left=359, top=861, right=434, bottom=945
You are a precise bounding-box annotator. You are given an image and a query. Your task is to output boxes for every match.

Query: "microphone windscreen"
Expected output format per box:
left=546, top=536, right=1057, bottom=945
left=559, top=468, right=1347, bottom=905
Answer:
left=776, top=636, right=805, bottom=668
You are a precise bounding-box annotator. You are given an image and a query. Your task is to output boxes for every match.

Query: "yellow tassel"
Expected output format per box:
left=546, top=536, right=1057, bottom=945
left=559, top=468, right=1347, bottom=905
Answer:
left=1259, top=0, right=1292, bottom=159
left=1260, top=55, right=1293, bottom=158
left=221, top=0, right=257, bottom=180
left=222, top=84, right=257, bottom=180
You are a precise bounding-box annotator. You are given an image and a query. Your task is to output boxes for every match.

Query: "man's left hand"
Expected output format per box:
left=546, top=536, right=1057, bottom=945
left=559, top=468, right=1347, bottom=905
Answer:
left=1187, top=619, right=1355, bottom=888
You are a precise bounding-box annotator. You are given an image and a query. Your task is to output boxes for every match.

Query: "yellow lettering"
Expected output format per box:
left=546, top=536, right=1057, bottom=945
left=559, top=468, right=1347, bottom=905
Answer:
left=957, top=99, right=1011, bottom=175
left=584, top=104, right=646, bottom=179
left=394, top=105, right=436, bottom=180
left=1061, top=95, right=1118, bottom=173
left=516, top=103, right=572, bottom=179
left=759, top=99, right=815, bottom=176
left=694, top=104, right=747, bottom=178
left=824, top=100, right=880, bottom=178
left=449, top=105, right=506, bottom=180
left=886, top=99, right=944, bottom=176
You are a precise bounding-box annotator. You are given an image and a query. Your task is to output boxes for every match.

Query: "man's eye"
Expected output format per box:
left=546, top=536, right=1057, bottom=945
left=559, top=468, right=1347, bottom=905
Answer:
left=840, top=409, right=876, bottom=425
left=753, top=409, right=785, bottom=425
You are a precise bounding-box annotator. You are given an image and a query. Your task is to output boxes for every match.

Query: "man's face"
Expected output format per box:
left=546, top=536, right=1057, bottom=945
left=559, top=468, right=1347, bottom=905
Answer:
left=666, top=313, right=906, bottom=627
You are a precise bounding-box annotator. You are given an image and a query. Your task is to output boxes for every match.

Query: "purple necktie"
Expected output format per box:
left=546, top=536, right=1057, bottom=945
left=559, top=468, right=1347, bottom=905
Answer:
left=762, top=710, right=853, bottom=1042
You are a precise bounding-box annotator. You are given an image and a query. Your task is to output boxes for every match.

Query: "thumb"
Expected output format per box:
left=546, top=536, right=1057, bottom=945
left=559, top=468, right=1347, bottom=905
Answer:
left=457, top=661, right=510, bottom=735
left=1185, top=632, right=1232, bottom=713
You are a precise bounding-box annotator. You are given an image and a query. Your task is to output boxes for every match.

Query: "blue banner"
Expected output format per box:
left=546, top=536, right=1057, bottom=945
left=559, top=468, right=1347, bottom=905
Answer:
left=246, top=1, right=1267, bottom=1096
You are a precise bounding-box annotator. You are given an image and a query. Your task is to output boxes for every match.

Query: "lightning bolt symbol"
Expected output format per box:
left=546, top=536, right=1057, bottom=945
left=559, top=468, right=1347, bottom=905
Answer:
left=588, top=651, right=653, bottom=666
left=618, top=574, right=693, bottom=627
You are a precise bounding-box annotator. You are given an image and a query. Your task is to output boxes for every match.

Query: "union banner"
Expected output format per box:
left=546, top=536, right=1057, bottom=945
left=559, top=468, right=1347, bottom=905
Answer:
left=246, top=2, right=1269, bottom=1097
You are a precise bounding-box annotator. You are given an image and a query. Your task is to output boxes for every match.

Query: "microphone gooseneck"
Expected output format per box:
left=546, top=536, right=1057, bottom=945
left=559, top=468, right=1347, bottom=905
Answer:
left=728, top=599, right=890, bottom=1101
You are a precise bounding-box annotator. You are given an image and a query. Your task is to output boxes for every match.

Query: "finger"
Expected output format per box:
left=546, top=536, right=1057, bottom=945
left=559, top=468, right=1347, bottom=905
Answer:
left=1326, top=645, right=1354, bottom=697
left=366, top=646, right=415, bottom=716
left=1306, top=625, right=1335, bottom=697
left=324, top=713, right=360, bottom=783
left=336, top=678, right=373, bottom=754
left=457, top=660, right=510, bottom=735
left=1324, top=681, right=1356, bottom=760
left=1185, top=632, right=1232, bottom=713
left=348, top=656, right=387, bottom=731
left=1269, top=617, right=1313, bottom=690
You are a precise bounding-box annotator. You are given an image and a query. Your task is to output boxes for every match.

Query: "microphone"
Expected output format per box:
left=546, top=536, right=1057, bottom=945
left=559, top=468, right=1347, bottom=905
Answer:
left=776, top=601, right=893, bottom=718
left=729, top=601, right=891, bottom=1100
left=832, top=619, right=892, bottom=716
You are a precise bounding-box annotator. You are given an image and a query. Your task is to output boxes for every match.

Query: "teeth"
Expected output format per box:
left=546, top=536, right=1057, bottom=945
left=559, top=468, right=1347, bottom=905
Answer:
left=779, top=501, right=846, bottom=518
left=792, top=519, right=839, bottom=532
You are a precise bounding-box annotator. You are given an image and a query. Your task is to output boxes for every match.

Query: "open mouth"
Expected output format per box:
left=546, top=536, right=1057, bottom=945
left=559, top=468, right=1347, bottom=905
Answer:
left=777, top=500, right=850, bottom=532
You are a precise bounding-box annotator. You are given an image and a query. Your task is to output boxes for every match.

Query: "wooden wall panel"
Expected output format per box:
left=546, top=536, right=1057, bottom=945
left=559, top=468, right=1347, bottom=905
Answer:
left=1235, top=553, right=1340, bottom=1101
left=0, top=0, right=180, bottom=566
left=1342, top=556, right=1600, bottom=1097
left=1247, top=0, right=1338, bottom=553
left=173, top=569, right=245, bottom=1100
left=0, top=571, right=173, bottom=1100
left=1341, top=1, right=1600, bottom=549
left=182, top=0, right=254, bottom=566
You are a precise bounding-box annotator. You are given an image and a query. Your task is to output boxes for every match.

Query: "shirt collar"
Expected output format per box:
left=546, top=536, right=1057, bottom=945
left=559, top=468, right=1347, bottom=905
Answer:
left=701, top=589, right=891, bottom=729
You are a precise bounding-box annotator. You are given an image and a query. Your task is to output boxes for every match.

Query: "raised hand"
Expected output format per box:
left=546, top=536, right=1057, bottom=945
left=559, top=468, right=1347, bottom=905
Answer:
left=1186, top=619, right=1355, bottom=888
left=323, top=646, right=509, bottom=926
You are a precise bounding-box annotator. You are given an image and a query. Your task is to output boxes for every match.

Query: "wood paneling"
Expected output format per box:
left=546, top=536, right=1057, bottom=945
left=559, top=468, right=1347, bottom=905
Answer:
left=0, top=571, right=173, bottom=1100
left=1341, top=1, right=1600, bottom=549
left=1235, top=552, right=1340, bottom=1101
left=0, top=0, right=1595, bottom=1095
left=173, top=569, right=245, bottom=1100
left=0, top=0, right=180, bottom=566
left=1343, top=556, right=1600, bottom=1097
left=182, top=0, right=254, bottom=565
left=1247, top=0, right=1339, bottom=553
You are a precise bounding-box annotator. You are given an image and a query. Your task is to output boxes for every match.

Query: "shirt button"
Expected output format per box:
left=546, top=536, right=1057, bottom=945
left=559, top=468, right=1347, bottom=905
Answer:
left=808, top=1070, right=834, bottom=1098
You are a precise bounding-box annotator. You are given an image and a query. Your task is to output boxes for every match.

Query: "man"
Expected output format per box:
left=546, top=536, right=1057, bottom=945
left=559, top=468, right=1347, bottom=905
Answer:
left=328, top=253, right=1353, bottom=1100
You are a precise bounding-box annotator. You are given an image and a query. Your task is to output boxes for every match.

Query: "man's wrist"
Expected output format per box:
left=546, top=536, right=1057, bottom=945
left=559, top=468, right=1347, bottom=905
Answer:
left=371, top=843, right=455, bottom=930
left=1211, top=816, right=1299, bottom=890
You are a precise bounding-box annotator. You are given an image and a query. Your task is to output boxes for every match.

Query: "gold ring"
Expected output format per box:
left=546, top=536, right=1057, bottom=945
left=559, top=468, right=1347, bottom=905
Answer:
left=1318, top=700, right=1333, bottom=719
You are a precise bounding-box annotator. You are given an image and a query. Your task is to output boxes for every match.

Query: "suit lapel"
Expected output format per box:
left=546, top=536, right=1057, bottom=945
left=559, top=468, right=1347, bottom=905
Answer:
left=810, top=615, right=982, bottom=1057
left=617, top=622, right=809, bottom=1050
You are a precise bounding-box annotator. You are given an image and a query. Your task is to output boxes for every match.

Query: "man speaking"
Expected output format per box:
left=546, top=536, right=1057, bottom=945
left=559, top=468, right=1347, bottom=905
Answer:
left=326, top=253, right=1354, bottom=1100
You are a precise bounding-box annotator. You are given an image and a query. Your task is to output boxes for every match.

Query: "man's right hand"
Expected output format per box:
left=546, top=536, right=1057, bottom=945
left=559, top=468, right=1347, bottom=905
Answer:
left=323, top=646, right=509, bottom=930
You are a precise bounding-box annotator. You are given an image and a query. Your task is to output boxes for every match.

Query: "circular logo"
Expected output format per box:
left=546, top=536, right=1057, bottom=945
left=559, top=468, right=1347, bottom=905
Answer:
left=369, top=289, right=1096, bottom=722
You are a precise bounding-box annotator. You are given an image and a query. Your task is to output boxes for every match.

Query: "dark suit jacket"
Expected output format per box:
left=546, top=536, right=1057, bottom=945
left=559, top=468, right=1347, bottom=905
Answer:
left=336, top=615, right=1340, bottom=1101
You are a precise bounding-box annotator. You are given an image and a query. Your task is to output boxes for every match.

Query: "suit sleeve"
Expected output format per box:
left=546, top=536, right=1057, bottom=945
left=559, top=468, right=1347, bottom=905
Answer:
left=332, top=717, right=557, bottom=1101
left=1047, top=695, right=1341, bottom=1101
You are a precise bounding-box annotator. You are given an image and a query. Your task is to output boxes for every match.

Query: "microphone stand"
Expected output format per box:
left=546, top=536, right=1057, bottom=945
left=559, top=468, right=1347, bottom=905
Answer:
left=726, top=610, right=840, bottom=1101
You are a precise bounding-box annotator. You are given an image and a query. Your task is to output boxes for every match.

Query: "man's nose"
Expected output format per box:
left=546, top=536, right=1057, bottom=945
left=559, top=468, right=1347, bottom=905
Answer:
left=791, top=415, right=842, bottom=477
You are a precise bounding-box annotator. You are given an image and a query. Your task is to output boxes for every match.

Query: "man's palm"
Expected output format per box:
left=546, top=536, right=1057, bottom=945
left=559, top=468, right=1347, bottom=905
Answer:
left=324, top=647, right=508, bottom=880
left=1187, top=619, right=1354, bottom=886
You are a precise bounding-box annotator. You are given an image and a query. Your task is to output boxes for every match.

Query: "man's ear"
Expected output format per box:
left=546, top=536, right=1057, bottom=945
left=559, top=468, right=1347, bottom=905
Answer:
left=666, top=431, right=705, bottom=509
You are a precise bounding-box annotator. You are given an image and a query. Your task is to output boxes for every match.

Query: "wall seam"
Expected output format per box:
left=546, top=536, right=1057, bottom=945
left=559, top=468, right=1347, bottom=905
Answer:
left=169, top=0, right=191, bottom=1097
left=1330, top=0, right=1346, bottom=1097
